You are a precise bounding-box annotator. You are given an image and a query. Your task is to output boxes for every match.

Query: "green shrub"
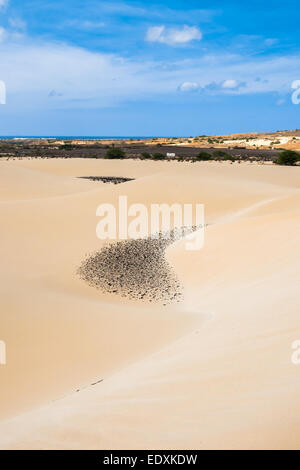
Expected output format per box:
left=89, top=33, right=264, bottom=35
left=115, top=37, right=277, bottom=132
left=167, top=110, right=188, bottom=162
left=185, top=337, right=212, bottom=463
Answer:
left=275, top=150, right=300, bottom=166
left=62, top=144, right=74, bottom=150
left=104, top=148, right=126, bottom=159
left=152, top=152, right=165, bottom=160
left=141, top=152, right=152, bottom=159
left=195, top=151, right=211, bottom=161
left=213, top=150, right=236, bottom=161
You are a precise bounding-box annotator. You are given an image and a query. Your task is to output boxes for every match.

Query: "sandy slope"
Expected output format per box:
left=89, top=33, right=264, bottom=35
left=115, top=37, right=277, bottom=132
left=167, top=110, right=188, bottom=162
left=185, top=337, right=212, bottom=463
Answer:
left=0, top=158, right=299, bottom=449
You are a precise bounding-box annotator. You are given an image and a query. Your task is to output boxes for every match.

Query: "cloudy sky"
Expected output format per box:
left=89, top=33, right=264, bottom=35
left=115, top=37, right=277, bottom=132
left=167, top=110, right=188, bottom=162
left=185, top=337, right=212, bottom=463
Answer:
left=0, top=0, right=299, bottom=136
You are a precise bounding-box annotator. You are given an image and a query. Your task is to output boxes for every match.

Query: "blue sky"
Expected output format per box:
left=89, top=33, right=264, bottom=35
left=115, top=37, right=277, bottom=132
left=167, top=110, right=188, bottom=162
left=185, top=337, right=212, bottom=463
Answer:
left=0, top=0, right=299, bottom=136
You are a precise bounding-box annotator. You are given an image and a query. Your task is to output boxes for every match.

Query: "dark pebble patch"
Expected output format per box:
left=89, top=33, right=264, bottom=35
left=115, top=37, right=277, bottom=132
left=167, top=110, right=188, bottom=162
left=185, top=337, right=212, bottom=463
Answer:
left=78, top=176, right=134, bottom=184
left=77, top=227, right=197, bottom=304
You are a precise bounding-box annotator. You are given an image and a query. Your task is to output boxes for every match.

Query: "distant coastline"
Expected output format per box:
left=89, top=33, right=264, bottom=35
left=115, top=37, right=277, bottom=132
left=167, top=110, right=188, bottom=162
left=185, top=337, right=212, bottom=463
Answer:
left=0, top=136, right=166, bottom=140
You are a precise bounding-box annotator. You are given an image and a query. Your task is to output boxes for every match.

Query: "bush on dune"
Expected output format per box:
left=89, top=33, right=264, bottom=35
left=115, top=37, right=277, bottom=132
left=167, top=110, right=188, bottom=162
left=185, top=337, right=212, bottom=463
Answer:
left=104, top=148, right=126, bottom=159
left=213, top=150, right=236, bottom=161
left=275, top=150, right=300, bottom=166
left=141, top=152, right=152, bottom=159
left=152, top=152, right=165, bottom=160
left=62, top=144, right=74, bottom=150
left=195, top=151, right=211, bottom=161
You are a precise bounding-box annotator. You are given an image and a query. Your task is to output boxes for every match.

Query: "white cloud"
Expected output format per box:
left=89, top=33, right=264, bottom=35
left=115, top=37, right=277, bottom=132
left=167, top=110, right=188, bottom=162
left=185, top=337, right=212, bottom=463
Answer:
left=0, top=0, right=9, bottom=8
left=202, top=79, right=246, bottom=94
left=63, top=19, right=105, bottom=31
left=146, top=25, right=202, bottom=46
left=178, top=82, right=199, bottom=92
left=0, top=41, right=161, bottom=108
left=0, top=27, right=7, bottom=43
left=0, top=36, right=299, bottom=110
left=97, top=3, right=219, bottom=23
left=48, top=89, right=64, bottom=98
left=146, top=26, right=164, bottom=42
left=265, top=38, right=278, bottom=47
left=9, top=18, right=26, bottom=31
left=0, top=25, right=24, bottom=43
left=222, top=79, right=239, bottom=89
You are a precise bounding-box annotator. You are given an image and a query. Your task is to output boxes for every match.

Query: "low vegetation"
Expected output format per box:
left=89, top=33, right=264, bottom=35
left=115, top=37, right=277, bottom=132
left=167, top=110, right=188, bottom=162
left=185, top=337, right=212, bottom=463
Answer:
left=275, top=150, right=300, bottom=166
left=141, top=152, right=152, bottom=159
left=195, top=151, right=211, bottom=161
left=213, top=150, right=236, bottom=162
left=1, top=137, right=299, bottom=167
left=104, top=148, right=126, bottom=159
left=152, top=152, right=166, bottom=160
left=61, top=144, right=75, bottom=150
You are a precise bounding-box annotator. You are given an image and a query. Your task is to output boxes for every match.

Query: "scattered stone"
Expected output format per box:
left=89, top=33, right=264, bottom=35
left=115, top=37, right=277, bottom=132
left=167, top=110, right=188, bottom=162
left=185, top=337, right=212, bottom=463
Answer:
left=77, top=227, right=197, bottom=304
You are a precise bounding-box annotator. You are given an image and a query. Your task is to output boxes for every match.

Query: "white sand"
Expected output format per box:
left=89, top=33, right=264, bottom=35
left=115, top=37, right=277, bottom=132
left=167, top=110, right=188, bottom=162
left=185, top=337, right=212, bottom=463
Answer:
left=0, top=158, right=300, bottom=449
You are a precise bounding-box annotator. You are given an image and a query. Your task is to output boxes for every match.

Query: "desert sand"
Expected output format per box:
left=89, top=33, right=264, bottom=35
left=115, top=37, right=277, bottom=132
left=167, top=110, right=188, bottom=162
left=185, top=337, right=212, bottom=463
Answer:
left=0, top=157, right=300, bottom=449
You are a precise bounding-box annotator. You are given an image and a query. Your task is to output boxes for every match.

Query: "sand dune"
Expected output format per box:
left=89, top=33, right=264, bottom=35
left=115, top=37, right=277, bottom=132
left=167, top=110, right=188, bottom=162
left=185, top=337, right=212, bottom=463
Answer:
left=0, top=158, right=299, bottom=449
